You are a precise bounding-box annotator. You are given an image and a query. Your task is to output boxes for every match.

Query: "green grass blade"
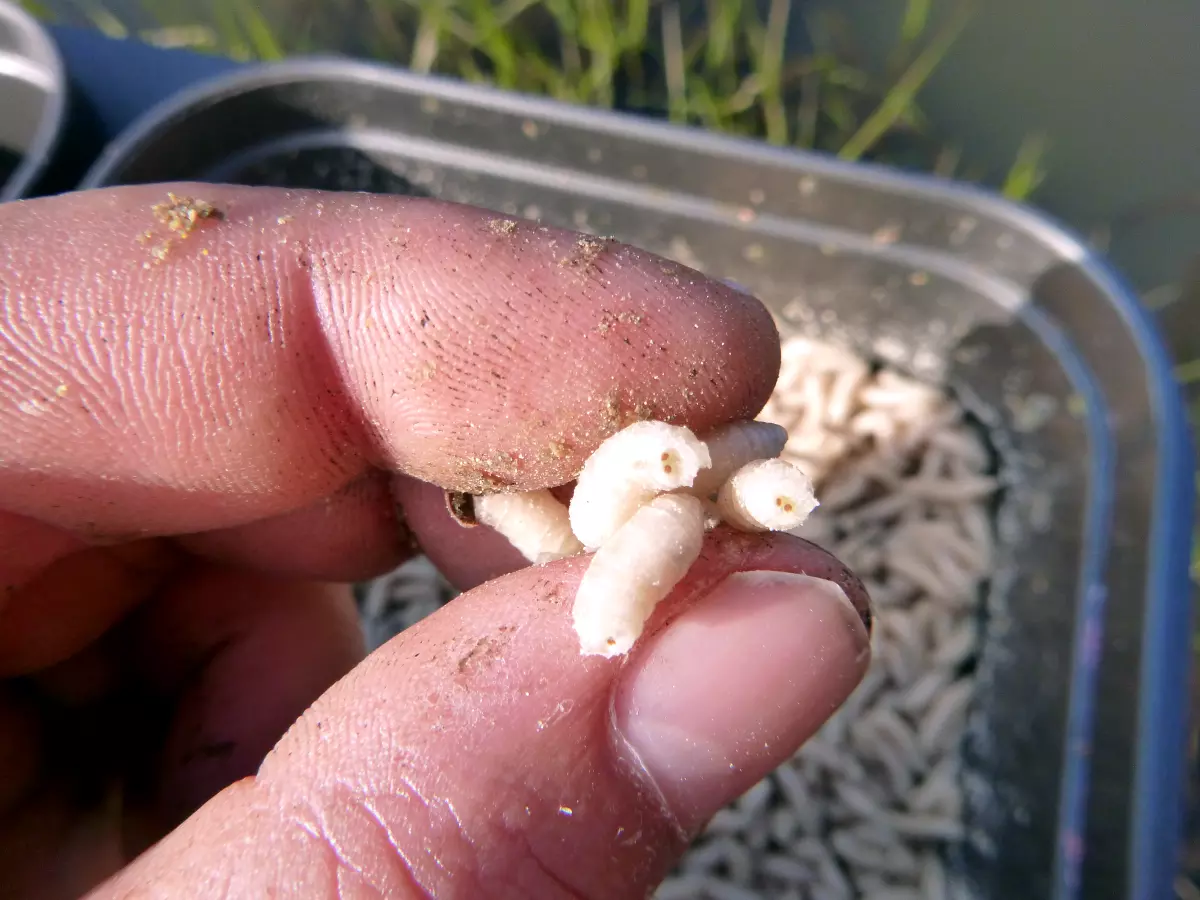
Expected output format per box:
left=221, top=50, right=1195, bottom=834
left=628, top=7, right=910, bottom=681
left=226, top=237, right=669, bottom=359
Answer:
left=822, top=86, right=860, bottom=138
left=933, top=143, right=963, bottom=178
left=138, top=24, right=221, bottom=51
left=75, top=0, right=129, bottom=39
left=900, top=0, right=931, bottom=42
left=577, top=0, right=618, bottom=106
left=703, top=0, right=739, bottom=72
left=1176, top=358, right=1200, bottom=385
left=209, top=0, right=253, bottom=59
left=19, top=1, right=56, bottom=22
left=364, top=0, right=412, bottom=62
left=621, top=0, right=652, bottom=51
left=661, top=0, right=687, bottom=123
left=756, top=0, right=792, bottom=145
left=795, top=70, right=821, bottom=148
left=688, top=74, right=730, bottom=131
left=234, top=4, right=286, bottom=61
left=838, top=0, right=975, bottom=162
left=410, top=1, right=447, bottom=73
left=465, top=0, right=521, bottom=88
left=1001, top=133, right=1049, bottom=202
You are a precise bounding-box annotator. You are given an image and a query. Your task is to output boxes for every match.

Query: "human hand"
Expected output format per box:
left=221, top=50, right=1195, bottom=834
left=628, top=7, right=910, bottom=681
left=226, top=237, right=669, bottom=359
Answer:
left=0, top=185, right=872, bottom=900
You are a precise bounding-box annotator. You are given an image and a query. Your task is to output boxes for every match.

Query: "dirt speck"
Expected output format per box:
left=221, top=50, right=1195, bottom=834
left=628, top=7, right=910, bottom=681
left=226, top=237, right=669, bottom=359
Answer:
left=600, top=390, right=655, bottom=431
left=538, top=582, right=567, bottom=609
left=453, top=453, right=521, bottom=494
left=456, top=634, right=506, bottom=675
left=597, top=309, right=645, bottom=335
left=602, top=391, right=622, bottom=430
left=276, top=215, right=294, bottom=225
left=445, top=491, right=477, bottom=527
left=560, top=236, right=616, bottom=270
left=547, top=439, right=571, bottom=459
left=143, top=192, right=222, bottom=264
left=152, top=192, right=222, bottom=237
left=488, top=218, right=518, bottom=236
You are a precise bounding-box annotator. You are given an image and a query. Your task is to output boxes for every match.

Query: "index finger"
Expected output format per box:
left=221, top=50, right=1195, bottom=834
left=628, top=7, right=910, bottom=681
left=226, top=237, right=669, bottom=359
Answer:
left=0, top=185, right=779, bottom=539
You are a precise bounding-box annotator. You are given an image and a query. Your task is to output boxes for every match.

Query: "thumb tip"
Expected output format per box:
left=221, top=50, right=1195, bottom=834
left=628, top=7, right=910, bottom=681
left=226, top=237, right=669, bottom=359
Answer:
left=614, top=570, right=871, bottom=833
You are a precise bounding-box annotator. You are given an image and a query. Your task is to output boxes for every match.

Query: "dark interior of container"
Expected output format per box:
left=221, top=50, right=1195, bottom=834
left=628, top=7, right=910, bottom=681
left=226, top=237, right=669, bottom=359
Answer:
left=84, top=70, right=1166, bottom=900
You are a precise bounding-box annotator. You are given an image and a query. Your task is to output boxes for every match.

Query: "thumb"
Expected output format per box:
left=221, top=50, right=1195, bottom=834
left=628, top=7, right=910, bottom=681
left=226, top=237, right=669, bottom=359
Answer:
left=91, top=535, right=870, bottom=900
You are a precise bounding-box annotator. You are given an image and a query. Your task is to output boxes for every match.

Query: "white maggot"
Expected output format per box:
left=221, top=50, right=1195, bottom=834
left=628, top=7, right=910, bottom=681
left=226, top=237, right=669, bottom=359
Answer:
left=716, top=457, right=819, bottom=532
left=572, top=493, right=705, bottom=657
left=690, top=420, right=789, bottom=500
left=473, top=490, right=584, bottom=564
left=568, top=421, right=711, bottom=550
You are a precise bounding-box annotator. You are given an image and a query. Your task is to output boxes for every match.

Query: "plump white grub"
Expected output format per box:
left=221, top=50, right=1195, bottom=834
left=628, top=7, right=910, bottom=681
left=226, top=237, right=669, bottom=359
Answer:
left=473, top=490, right=584, bottom=564
left=716, top=458, right=820, bottom=532
left=568, top=421, right=711, bottom=550
left=572, top=493, right=705, bottom=657
left=689, top=420, right=789, bottom=499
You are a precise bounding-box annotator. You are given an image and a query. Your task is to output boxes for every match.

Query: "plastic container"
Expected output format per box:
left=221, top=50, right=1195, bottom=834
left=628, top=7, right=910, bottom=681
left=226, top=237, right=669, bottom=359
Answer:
left=0, top=0, right=66, bottom=200
left=79, top=58, right=1194, bottom=900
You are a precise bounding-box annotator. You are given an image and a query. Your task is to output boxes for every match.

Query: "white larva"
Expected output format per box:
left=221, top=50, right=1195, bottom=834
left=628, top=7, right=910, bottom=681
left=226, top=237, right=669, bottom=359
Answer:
left=704, top=807, right=750, bottom=836
left=762, top=853, right=815, bottom=885
left=571, top=493, right=705, bottom=657
left=472, top=490, right=584, bottom=564
left=715, top=457, right=819, bottom=532
left=568, top=420, right=712, bottom=550
left=689, top=420, right=789, bottom=499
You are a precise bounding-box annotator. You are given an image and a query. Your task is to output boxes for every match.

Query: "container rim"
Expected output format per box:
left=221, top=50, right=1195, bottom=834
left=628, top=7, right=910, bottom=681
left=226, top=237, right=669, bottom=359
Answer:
left=81, top=56, right=1088, bottom=265
left=0, top=0, right=67, bottom=202
left=80, top=56, right=1197, bottom=900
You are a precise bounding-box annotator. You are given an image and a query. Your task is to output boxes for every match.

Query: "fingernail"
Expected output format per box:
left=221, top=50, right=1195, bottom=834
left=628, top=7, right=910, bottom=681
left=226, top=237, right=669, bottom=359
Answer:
left=613, top=570, right=871, bottom=833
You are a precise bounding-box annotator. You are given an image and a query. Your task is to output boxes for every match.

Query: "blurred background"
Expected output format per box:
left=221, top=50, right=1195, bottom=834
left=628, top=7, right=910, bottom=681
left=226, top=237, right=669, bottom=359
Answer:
left=14, top=0, right=1200, bottom=894
left=25, top=0, right=1200, bottom=390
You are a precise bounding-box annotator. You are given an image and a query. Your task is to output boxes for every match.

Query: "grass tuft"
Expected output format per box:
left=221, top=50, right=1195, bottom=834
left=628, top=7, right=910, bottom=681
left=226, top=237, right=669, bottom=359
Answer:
left=24, top=0, right=1045, bottom=198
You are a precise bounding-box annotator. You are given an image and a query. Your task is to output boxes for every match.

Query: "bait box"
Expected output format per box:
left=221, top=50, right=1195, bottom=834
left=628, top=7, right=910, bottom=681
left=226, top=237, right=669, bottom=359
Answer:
left=74, top=57, right=1193, bottom=900
left=0, top=0, right=65, bottom=200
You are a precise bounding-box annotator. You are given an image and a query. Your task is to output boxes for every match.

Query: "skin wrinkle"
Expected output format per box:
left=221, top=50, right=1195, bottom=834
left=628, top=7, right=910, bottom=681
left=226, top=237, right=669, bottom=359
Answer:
left=301, top=804, right=381, bottom=894
left=518, top=833, right=580, bottom=900
left=306, top=240, right=398, bottom=467
left=299, top=245, right=391, bottom=472
left=357, top=795, right=435, bottom=899
left=604, top=694, right=688, bottom=848
left=306, top=782, right=439, bottom=900
left=292, top=817, right=353, bottom=900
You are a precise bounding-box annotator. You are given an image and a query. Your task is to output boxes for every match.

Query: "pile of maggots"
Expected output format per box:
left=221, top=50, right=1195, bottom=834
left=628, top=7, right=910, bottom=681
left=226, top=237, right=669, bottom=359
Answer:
left=458, top=418, right=820, bottom=657
left=358, top=334, right=999, bottom=900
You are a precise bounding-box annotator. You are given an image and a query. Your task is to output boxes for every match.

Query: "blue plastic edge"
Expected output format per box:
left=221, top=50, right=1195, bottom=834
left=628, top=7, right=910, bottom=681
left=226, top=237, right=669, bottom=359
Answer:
left=47, top=41, right=1197, bottom=900
left=1082, top=255, right=1195, bottom=900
